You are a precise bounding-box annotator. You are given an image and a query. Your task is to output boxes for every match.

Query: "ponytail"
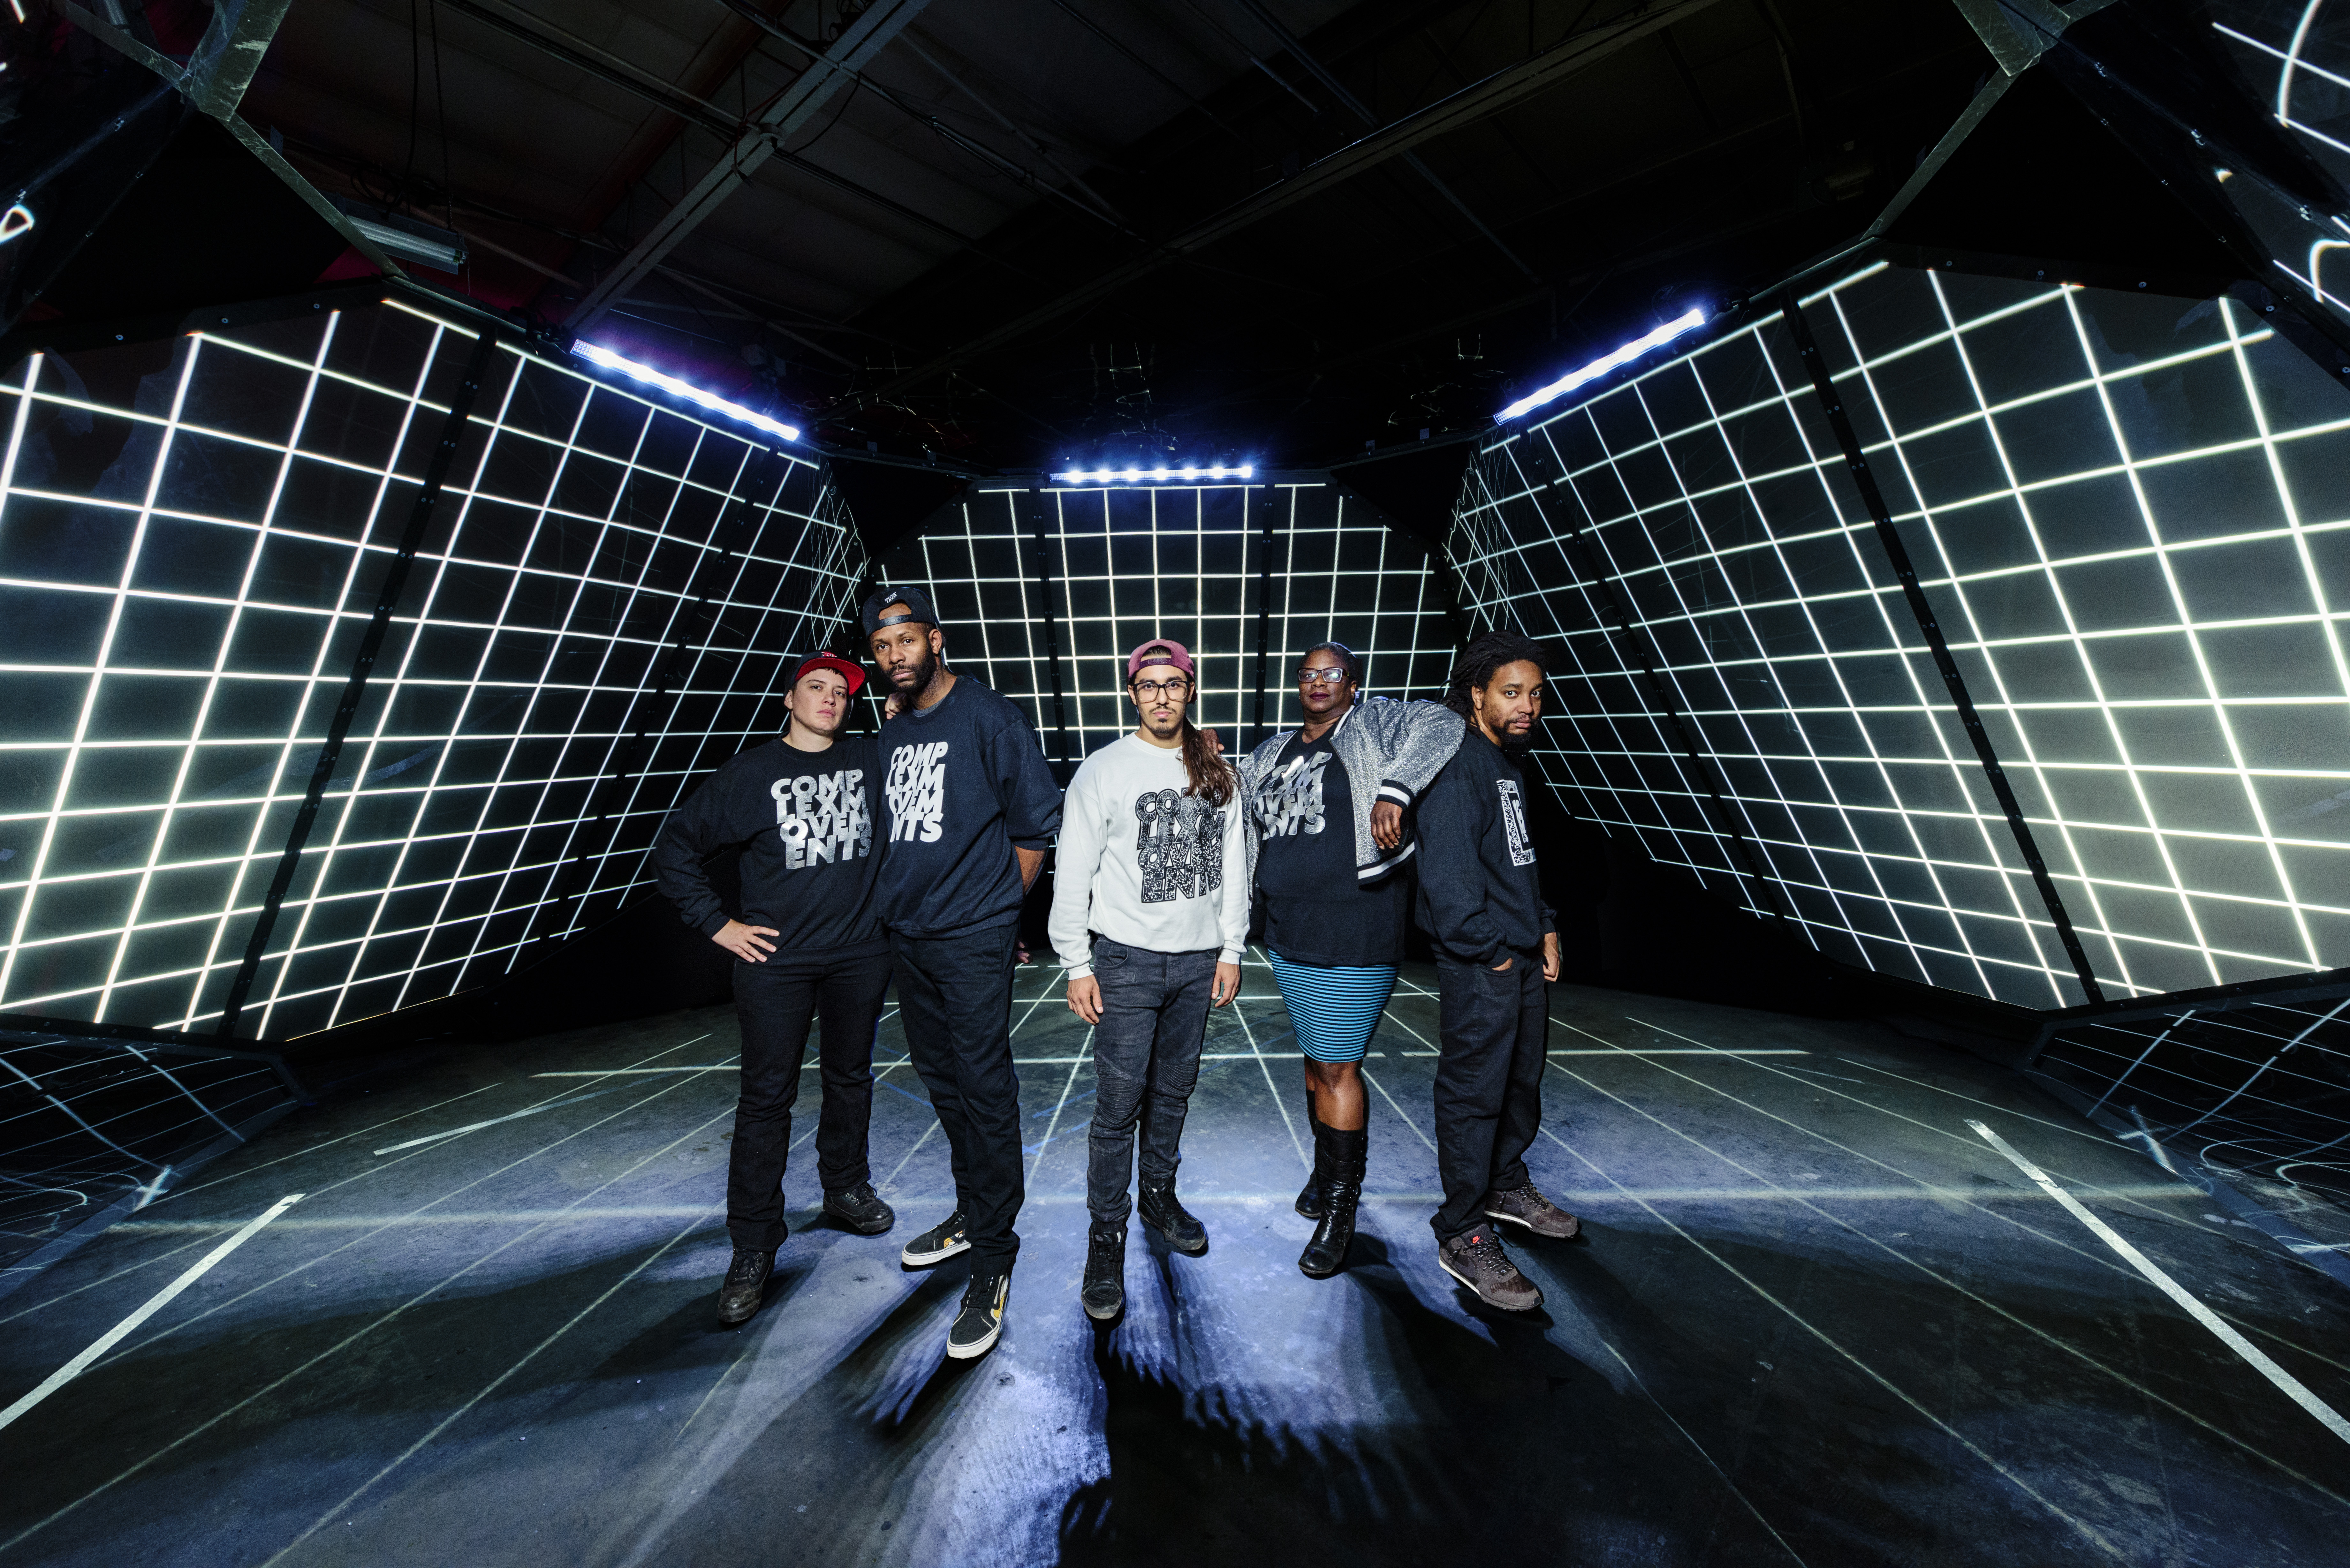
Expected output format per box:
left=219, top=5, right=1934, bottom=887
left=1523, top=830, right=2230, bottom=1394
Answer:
left=1177, top=717, right=1235, bottom=807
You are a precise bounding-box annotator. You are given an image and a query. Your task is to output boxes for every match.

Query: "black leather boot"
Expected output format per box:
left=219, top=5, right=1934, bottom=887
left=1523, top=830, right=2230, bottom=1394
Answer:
left=1081, top=1223, right=1126, bottom=1320
left=1298, top=1124, right=1366, bottom=1278
left=1138, top=1180, right=1208, bottom=1255
left=1296, top=1106, right=1331, bottom=1219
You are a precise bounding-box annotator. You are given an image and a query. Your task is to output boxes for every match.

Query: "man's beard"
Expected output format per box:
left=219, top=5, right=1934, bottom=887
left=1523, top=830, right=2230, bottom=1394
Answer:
left=893, top=648, right=942, bottom=700
left=1494, top=720, right=1536, bottom=755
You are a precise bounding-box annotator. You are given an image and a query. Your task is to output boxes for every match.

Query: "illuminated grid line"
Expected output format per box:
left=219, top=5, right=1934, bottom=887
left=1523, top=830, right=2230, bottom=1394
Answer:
left=0, top=303, right=864, bottom=1037
left=875, top=479, right=1455, bottom=769
left=1454, top=262, right=2350, bottom=1006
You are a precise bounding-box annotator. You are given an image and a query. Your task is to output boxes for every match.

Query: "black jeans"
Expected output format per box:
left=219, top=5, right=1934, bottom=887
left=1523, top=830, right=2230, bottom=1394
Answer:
left=891, top=923, right=1024, bottom=1272
left=1430, top=951, right=1549, bottom=1240
left=727, top=941, right=893, bottom=1251
left=1085, top=938, right=1218, bottom=1225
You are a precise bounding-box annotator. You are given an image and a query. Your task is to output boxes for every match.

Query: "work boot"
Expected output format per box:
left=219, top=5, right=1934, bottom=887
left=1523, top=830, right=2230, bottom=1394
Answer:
left=1137, top=1179, right=1208, bottom=1255
left=715, top=1247, right=775, bottom=1326
left=1484, top=1182, right=1580, bottom=1240
left=1295, top=1106, right=1332, bottom=1219
left=1298, top=1123, right=1366, bottom=1279
left=824, top=1182, right=896, bottom=1235
left=1081, top=1223, right=1126, bottom=1321
left=1438, top=1228, right=1543, bottom=1312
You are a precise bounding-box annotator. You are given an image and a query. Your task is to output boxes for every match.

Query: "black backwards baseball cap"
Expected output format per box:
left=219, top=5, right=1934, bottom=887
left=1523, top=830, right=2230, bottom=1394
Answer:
left=860, top=584, right=938, bottom=636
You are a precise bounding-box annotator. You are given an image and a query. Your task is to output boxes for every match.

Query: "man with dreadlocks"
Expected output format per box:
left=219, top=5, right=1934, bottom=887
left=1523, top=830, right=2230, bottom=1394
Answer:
left=1415, top=630, right=1579, bottom=1311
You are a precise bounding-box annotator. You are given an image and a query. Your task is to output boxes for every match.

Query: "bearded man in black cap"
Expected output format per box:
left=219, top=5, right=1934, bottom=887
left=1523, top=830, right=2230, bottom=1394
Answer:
left=862, top=584, right=1063, bottom=1360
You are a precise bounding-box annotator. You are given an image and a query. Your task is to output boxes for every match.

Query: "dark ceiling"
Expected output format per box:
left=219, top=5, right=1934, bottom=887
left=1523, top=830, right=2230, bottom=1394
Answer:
left=24, top=0, right=1999, bottom=469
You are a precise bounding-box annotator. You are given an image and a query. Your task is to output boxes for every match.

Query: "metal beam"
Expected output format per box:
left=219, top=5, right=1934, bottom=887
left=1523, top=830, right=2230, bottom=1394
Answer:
left=869, top=0, right=1724, bottom=398
left=566, top=0, right=934, bottom=333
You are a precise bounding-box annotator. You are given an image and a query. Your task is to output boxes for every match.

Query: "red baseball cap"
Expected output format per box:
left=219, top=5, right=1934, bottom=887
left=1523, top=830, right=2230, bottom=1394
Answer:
left=792, top=652, right=866, bottom=696
left=1127, top=638, right=1194, bottom=682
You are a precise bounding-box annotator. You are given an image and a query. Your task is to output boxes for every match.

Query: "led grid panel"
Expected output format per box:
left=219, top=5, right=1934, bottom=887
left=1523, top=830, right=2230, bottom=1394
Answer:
left=872, top=479, right=1454, bottom=771
left=1454, top=262, right=2350, bottom=1007
left=0, top=304, right=863, bottom=1039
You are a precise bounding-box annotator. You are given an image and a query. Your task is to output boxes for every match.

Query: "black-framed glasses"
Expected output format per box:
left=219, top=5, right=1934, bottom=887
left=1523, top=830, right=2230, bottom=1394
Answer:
left=1130, top=678, right=1192, bottom=700
left=1296, top=666, right=1350, bottom=686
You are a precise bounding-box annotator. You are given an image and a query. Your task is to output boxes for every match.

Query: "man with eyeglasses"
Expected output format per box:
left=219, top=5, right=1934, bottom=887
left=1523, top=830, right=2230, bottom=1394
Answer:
left=1049, top=640, right=1248, bottom=1320
left=1240, top=641, right=1463, bottom=1278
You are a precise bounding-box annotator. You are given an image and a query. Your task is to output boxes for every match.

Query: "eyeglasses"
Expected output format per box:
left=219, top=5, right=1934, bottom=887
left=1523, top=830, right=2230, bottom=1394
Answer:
left=1130, top=679, right=1192, bottom=700
left=1296, top=667, right=1351, bottom=686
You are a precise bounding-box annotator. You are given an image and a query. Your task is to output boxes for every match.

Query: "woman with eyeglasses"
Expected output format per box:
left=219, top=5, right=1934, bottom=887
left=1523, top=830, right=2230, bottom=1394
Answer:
left=1239, top=641, right=1464, bottom=1277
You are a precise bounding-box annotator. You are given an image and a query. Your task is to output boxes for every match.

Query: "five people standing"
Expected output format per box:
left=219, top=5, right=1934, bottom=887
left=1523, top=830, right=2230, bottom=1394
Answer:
left=655, top=593, right=1578, bottom=1354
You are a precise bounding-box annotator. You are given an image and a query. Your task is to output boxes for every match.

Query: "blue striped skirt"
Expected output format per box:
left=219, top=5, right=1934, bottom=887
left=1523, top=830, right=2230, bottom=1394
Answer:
left=1266, top=953, right=1398, bottom=1064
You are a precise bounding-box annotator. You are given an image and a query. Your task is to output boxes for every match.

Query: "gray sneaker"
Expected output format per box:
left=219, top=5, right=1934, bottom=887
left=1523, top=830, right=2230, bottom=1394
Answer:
left=1438, top=1228, right=1542, bottom=1312
left=1484, top=1183, right=1581, bottom=1240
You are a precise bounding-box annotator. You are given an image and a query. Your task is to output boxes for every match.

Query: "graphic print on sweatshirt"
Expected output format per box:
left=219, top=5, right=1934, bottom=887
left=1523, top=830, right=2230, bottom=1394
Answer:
left=1135, top=789, right=1227, bottom=903
left=770, top=769, right=873, bottom=868
left=1497, top=777, right=1536, bottom=867
left=885, top=741, right=950, bottom=843
left=1256, top=752, right=1330, bottom=839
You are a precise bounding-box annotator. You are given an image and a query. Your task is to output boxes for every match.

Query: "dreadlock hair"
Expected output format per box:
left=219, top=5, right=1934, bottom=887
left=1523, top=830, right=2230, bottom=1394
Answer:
left=1445, top=631, right=1550, bottom=719
left=1130, top=668, right=1234, bottom=807
left=1301, top=640, right=1363, bottom=691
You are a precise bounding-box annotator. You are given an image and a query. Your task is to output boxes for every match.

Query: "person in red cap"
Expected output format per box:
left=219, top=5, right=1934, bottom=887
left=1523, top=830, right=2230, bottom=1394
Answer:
left=653, top=650, right=897, bottom=1328
left=1047, top=638, right=1247, bottom=1320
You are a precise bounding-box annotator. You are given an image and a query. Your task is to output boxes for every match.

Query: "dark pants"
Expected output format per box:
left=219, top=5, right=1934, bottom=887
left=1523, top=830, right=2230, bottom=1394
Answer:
left=1085, top=938, right=1218, bottom=1225
left=727, top=942, right=893, bottom=1251
left=1430, top=951, right=1549, bottom=1240
left=891, top=923, right=1024, bottom=1271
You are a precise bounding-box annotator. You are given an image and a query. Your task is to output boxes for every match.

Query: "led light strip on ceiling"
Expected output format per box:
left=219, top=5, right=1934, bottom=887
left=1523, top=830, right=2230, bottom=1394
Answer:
left=1496, top=307, right=1710, bottom=423
left=1050, top=464, right=1255, bottom=484
left=574, top=342, right=801, bottom=445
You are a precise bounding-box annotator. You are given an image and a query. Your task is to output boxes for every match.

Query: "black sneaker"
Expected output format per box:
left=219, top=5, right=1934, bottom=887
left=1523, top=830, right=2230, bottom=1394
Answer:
left=824, top=1183, right=896, bottom=1235
left=1081, top=1224, right=1126, bottom=1321
left=1438, top=1228, right=1542, bottom=1312
left=1137, top=1181, right=1208, bottom=1255
left=900, top=1210, right=970, bottom=1267
left=947, top=1270, right=1009, bottom=1359
left=1483, top=1182, right=1579, bottom=1240
left=715, top=1247, right=774, bottom=1326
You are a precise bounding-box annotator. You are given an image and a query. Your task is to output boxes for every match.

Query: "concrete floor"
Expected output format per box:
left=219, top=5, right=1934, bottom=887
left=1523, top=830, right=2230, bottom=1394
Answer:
left=2, top=955, right=2346, bottom=1567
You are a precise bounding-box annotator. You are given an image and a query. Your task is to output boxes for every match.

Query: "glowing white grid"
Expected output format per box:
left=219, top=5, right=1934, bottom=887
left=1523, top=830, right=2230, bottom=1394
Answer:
left=872, top=479, right=1454, bottom=767
left=1453, top=262, right=2350, bottom=1007
left=0, top=303, right=864, bottom=1037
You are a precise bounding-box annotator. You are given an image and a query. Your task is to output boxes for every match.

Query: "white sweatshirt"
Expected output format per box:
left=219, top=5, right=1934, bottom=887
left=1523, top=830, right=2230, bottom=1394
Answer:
left=1049, top=732, right=1250, bottom=976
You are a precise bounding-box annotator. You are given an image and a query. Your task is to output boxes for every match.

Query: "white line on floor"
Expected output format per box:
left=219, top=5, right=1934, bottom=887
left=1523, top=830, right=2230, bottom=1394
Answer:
left=1968, top=1120, right=2350, bottom=1446
left=1601, top=1340, right=1808, bottom=1565
left=0, top=1194, right=303, bottom=1433
left=1230, top=980, right=1307, bottom=1169
left=1358, top=1066, right=1435, bottom=1152
left=531, top=1067, right=739, bottom=1076
left=1027, top=1029, right=1093, bottom=1179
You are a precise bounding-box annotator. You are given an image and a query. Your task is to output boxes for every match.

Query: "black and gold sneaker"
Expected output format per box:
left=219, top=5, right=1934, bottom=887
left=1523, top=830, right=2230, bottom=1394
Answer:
left=947, top=1270, right=1009, bottom=1359
left=715, top=1247, right=775, bottom=1326
left=900, top=1210, right=970, bottom=1267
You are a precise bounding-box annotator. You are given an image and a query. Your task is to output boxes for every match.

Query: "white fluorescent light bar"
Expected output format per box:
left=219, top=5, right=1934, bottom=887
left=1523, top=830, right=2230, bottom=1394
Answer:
left=1496, top=307, right=1710, bottom=422
left=574, top=343, right=801, bottom=444
left=346, top=217, right=465, bottom=274
left=1049, top=464, right=1255, bottom=484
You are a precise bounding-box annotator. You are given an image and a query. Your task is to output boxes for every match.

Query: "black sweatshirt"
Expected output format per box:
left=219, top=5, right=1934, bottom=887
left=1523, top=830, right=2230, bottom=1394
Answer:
left=1254, top=732, right=1414, bottom=968
left=875, top=675, right=1063, bottom=939
left=1414, top=729, right=1557, bottom=966
left=652, top=733, right=886, bottom=954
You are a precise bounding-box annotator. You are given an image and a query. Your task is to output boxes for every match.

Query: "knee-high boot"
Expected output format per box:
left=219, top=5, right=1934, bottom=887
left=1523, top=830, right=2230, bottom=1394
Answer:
left=1298, top=1122, right=1366, bottom=1278
left=1296, top=1105, right=1332, bottom=1219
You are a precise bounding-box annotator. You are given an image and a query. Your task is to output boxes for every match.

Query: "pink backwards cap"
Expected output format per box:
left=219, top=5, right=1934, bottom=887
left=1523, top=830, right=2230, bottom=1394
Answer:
left=1126, top=638, right=1194, bottom=682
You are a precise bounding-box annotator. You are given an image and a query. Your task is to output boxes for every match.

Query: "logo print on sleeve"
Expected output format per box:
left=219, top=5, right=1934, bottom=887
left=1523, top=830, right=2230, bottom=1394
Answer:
left=1255, top=752, right=1330, bottom=840
left=1136, top=789, right=1227, bottom=904
left=1497, top=778, right=1536, bottom=867
left=772, top=769, right=873, bottom=868
left=885, top=741, right=951, bottom=844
